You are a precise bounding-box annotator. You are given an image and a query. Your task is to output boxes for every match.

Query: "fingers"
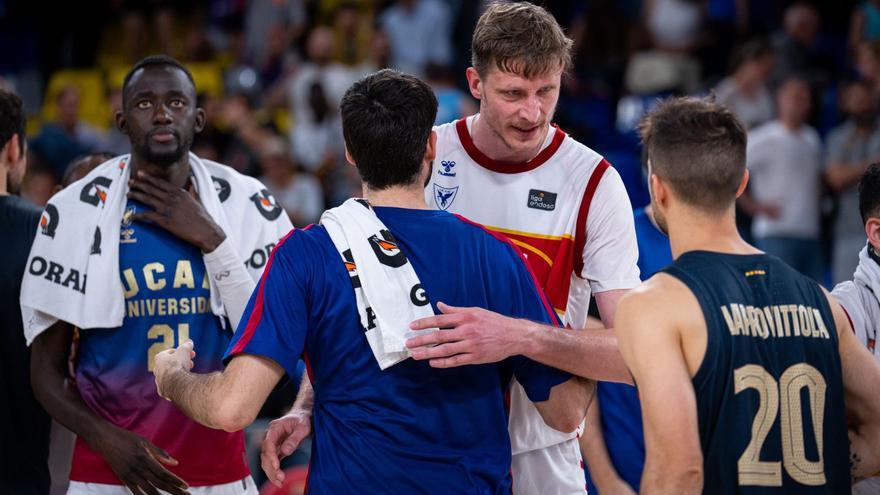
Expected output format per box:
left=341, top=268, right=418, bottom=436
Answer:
left=410, top=341, right=471, bottom=361
left=143, top=461, right=189, bottom=495
left=408, top=312, right=467, bottom=332
left=406, top=327, right=467, bottom=349
left=281, top=426, right=308, bottom=455
left=146, top=443, right=179, bottom=467
left=127, top=190, right=163, bottom=211
left=436, top=301, right=468, bottom=314
left=261, top=430, right=285, bottom=487
left=429, top=353, right=478, bottom=368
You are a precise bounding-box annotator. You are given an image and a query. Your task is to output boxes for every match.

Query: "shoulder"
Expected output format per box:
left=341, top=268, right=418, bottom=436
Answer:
left=747, top=121, right=778, bottom=142
left=802, top=126, right=822, bottom=147
left=619, top=272, right=698, bottom=327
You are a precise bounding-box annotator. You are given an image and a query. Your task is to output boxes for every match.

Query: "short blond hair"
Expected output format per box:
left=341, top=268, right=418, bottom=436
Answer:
left=471, top=2, right=573, bottom=79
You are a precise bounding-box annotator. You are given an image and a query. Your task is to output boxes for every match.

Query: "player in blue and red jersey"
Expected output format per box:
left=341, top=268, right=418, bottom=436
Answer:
left=154, top=69, right=593, bottom=494
left=29, top=56, right=291, bottom=495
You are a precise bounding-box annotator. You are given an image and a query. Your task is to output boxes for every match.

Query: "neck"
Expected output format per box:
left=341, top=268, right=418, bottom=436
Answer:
left=362, top=183, right=429, bottom=210
left=665, top=206, right=759, bottom=259
left=779, top=117, right=802, bottom=132
left=129, top=153, right=191, bottom=187
left=471, top=114, right=545, bottom=163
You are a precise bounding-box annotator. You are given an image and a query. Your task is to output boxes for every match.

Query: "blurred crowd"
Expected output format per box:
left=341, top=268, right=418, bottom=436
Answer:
left=1, top=0, right=879, bottom=282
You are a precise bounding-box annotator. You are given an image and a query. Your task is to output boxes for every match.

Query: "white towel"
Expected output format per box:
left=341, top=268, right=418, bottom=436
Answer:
left=321, top=199, right=437, bottom=369
left=20, top=153, right=293, bottom=344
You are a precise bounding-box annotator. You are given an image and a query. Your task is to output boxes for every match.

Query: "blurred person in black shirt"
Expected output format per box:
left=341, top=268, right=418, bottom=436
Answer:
left=0, top=89, right=50, bottom=494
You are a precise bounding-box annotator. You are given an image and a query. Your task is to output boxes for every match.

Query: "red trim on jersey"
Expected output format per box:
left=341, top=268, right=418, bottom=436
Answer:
left=453, top=214, right=558, bottom=325
left=454, top=118, right=567, bottom=174
left=230, top=227, right=300, bottom=355
left=573, top=160, right=611, bottom=278
left=840, top=305, right=856, bottom=334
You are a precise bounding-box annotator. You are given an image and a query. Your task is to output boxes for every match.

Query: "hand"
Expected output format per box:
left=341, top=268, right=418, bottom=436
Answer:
left=406, top=302, right=529, bottom=368
left=261, top=411, right=312, bottom=487
left=93, top=425, right=189, bottom=495
left=154, top=340, right=196, bottom=400
left=127, top=171, right=226, bottom=252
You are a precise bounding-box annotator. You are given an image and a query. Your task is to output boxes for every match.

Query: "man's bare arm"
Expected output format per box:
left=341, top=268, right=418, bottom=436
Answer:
left=154, top=343, right=284, bottom=432
left=407, top=302, right=632, bottom=383
left=533, top=377, right=595, bottom=433
left=826, top=292, right=880, bottom=482
left=617, top=285, right=703, bottom=495
left=31, top=322, right=188, bottom=495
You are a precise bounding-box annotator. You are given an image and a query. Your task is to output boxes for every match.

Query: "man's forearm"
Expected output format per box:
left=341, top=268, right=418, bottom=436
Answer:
left=289, top=374, right=314, bottom=414
left=522, top=323, right=632, bottom=384
left=162, top=369, right=230, bottom=430
left=580, top=398, right=629, bottom=492
left=641, top=459, right=702, bottom=495
left=31, top=322, right=114, bottom=450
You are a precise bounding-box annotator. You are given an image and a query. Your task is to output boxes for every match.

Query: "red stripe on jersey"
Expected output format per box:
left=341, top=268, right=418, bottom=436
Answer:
left=573, top=160, right=611, bottom=278
left=230, top=227, right=300, bottom=355
left=454, top=118, right=566, bottom=174
left=840, top=304, right=855, bottom=334
left=453, top=214, right=558, bottom=325
left=498, top=231, right=575, bottom=314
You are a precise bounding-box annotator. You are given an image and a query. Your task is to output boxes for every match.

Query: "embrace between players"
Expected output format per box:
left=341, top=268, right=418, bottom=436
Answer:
left=17, top=2, right=880, bottom=495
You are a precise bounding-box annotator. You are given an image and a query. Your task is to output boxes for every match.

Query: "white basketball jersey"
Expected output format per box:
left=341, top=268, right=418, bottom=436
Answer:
left=427, top=116, right=640, bottom=494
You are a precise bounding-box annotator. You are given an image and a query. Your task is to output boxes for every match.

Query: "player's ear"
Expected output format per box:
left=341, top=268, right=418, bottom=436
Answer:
left=866, top=217, right=880, bottom=252
left=425, top=131, right=437, bottom=162
left=194, top=107, right=206, bottom=133
left=115, top=110, right=127, bottom=134
left=344, top=146, right=356, bottom=167
left=735, top=169, right=749, bottom=198
left=466, top=67, right=483, bottom=100
left=649, top=173, right=667, bottom=206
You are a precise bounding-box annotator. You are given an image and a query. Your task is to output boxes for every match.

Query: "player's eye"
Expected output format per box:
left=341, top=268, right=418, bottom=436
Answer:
left=169, top=99, right=185, bottom=108
left=136, top=100, right=152, bottom=109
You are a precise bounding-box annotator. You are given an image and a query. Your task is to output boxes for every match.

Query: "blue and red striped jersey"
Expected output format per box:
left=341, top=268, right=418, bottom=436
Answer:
left=226, top=206, right=570, bottom=494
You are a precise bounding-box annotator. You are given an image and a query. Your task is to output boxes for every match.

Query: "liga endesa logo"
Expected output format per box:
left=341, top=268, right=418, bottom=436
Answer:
left=250, top=189, right=283, bottom=220
left=40, top=204, right=59, bottom=238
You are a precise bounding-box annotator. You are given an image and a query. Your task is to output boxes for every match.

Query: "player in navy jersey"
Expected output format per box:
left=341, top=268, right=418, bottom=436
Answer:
left=27, top=56, right=291, bottom=495
left=153, top=69, right=592, bottom=494
left=615, top=96, right=880, bottom=493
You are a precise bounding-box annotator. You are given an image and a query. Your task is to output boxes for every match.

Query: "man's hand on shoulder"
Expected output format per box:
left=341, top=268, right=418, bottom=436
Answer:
left=128, top=171, right=226, bottom=252
left=406, top=302, right=531, bottom=367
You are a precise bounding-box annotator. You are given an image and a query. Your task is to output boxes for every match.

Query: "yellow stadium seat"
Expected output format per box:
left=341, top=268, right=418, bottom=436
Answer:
left=41, top=69, right=110, bottom=130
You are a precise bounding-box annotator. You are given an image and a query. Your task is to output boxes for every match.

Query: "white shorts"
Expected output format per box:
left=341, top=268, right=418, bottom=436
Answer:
left=67, top=476, right=258, bottom=495
left=512, top=439, right=587, bottom=495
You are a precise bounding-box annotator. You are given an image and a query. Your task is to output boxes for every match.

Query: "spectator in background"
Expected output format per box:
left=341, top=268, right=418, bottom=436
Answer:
left=30, top=86, right=103, bottom=182
left=257, top=137, right=324, bottom=226
left=770, top=3, right=826, bottom=88
left=826, top=80, right=880, bottom=283
left=101, top=88, right=130, bottom=156
left=20, top=164, right=57, bottom=208
left=850, top=0, right=880, bottom=48
left=244, top=0, right=305, bottom=74
left=0, top=88, right=49, bottom=495
left=715, top=39, right=776, bottom=129
left=424, top=63, right=476, bottom=125
left=855, top=40, right=880, bottom=99
left=379, top=0, right=452, bottom=77
left=332, top=2, right=374, bottom=67
left=741, top=77, right=824, bottom=281
left=287, top=27, right=355, bottom=132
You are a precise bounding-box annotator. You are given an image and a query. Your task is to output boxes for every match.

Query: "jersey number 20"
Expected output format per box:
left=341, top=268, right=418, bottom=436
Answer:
left=735, top=363, right=826, bottom=487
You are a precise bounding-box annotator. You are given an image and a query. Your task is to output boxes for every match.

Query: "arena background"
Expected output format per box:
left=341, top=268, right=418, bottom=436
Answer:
left=1, top=0, right=873, bottom=493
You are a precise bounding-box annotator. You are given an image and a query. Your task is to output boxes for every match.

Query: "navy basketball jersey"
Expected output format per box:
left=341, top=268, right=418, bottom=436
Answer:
left=662, top=251, right=849, bottom=494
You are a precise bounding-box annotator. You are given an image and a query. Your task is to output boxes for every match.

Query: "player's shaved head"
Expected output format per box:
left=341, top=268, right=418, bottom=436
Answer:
left=639, top=97, right=747, bottom=214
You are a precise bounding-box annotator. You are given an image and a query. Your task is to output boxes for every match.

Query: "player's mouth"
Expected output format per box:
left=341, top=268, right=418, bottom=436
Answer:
left=510, top=124, right=541, bottom=141
left=149, top=128, right=178, bottom=143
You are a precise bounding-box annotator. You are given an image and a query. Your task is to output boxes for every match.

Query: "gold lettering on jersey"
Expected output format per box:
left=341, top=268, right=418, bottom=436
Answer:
left=202, top=271, right=210, bottom=289
left=173, top=260, right=195, bottom=289
left=125, top=296, right=210, bottom=318
left=144, top=262, right=166, bottom=291
left=720, top=304, right=831, bottom=340
left=122, top=268, right=138, bottom=299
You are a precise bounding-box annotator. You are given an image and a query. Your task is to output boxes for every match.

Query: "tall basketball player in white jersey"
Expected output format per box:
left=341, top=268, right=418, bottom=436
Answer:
left=259, top=3, right=640, bottom=494
left=408, top=3, right=641, bottom=494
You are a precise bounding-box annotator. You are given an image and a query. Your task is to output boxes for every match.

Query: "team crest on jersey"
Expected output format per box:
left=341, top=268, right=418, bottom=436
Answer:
left=433, top=184, right=459, bottom=211
left=250, top=189, right=283, bottom=220
left=40, top=204, right=59, bottom=238
left=438, top=160, right=456, bottom=177
left=120, top=205, right=137, bottom=244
